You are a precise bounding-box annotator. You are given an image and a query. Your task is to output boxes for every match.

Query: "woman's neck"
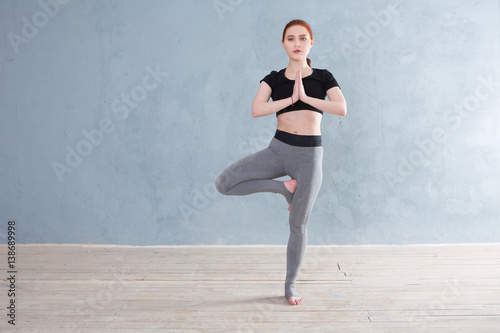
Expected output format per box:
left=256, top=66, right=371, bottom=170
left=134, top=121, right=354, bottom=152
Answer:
left=286, top=59, right=311, bottom=74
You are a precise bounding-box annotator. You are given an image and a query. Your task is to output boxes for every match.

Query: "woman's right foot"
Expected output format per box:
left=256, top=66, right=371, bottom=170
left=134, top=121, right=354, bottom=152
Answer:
left=284, top=179, right=297, bottom=211
left=287, top=295, right=304, bottom=306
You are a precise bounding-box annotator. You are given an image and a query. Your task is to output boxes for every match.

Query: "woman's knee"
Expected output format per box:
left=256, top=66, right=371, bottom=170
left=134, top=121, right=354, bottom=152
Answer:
left=215, top=170, right=234, bottom=195
left=289, top=221, right=308, bottom=238
left=216, top=162, right=245, bottom=195
left=215, top=173, right=228, bottom=194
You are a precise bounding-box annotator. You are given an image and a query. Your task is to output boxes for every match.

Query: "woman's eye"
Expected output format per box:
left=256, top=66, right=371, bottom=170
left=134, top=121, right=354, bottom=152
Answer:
left=288, top=38, right=293, bottom=42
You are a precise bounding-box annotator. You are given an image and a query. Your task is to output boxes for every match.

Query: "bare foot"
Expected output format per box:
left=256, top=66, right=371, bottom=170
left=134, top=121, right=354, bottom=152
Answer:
left=287, top=296, right=304, bottom=306
left=284, top=179, right=297, bottom=211
left=284, top=179, right=297, bottom=193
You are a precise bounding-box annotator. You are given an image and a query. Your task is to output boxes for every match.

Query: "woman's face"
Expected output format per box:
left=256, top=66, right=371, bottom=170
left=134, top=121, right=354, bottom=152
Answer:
left=281, top=25, right=314, bottom=62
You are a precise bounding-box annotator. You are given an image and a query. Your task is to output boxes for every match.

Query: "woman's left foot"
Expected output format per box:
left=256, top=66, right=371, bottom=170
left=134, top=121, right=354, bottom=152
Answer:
left=284, top=179, right=297, bottom=193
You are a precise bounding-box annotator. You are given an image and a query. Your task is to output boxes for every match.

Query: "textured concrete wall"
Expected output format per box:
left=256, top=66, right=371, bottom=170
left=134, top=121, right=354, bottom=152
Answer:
left=1, top=0, right=499, bottom=245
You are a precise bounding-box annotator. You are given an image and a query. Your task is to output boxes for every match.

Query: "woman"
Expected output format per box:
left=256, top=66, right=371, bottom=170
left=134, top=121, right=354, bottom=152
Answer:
left=216, top=19, right=346, bottom=306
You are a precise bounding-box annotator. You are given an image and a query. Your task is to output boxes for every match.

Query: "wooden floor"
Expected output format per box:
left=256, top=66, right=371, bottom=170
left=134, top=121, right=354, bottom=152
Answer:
left=1, top=244, right=500, bottom=332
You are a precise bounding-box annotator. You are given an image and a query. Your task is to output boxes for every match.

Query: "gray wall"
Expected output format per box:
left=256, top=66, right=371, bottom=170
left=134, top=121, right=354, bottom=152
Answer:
left=1, top=0, right=499, bottom=245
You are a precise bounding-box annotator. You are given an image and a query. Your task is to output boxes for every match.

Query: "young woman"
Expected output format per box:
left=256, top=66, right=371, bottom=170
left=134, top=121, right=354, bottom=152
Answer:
left=216, top=19, right=346, bottom=306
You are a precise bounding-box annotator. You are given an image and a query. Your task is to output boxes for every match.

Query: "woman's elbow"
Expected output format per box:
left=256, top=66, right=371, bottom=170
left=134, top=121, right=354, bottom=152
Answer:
left=251, top=103, right=261, bottom=118
left=339, top=103, right=347, bottom=117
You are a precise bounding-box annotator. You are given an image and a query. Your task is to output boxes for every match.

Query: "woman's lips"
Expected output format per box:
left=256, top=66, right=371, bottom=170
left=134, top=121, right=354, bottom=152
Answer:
left=294, top=50, right=302, bottom=53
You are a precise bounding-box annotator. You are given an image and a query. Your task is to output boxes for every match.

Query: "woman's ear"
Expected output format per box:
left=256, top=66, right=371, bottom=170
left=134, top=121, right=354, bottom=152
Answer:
left=310, top=38, right=314, bottom=47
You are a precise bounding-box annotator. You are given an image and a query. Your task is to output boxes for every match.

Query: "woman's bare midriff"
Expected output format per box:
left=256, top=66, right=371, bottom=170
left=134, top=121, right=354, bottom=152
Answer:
left=276, top=110, right=322, bottom=135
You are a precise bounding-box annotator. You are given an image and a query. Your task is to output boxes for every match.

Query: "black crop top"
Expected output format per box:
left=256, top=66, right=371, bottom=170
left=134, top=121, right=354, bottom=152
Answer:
left=260, top=68, right=340, bottom=116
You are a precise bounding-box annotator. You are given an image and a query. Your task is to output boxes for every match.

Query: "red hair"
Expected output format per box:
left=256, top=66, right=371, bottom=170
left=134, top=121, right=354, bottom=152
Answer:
left=282, top=19, right=313, bottom=67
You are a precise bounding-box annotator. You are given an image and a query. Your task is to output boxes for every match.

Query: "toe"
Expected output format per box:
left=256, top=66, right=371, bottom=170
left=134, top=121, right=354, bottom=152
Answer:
left=288, top=296, right=304, bottom=306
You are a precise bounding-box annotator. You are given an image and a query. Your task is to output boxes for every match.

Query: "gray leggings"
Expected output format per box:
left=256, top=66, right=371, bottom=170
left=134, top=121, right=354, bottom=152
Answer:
left=215, top=132, right=323, bottom=298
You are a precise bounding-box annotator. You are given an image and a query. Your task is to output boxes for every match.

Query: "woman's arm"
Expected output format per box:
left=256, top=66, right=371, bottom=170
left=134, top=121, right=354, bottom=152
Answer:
left=251, top=81, right=297, bottom=118
left=297, top=70, right=347, bottom=117
left=302, top=87, right=346, bottom=117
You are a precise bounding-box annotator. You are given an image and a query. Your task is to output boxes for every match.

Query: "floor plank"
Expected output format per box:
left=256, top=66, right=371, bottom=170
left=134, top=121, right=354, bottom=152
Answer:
left=0, top=243, right=499, bottom=332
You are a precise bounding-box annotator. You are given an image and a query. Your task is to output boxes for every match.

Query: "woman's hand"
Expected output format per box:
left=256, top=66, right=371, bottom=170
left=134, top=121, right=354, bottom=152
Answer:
left=292, top=70, right=308, bottom=104
left=291, top=71, right=300, bottom=104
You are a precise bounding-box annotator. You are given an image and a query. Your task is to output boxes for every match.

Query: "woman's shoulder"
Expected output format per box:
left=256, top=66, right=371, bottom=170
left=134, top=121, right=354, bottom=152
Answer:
left=312, top=68, right=334, bottom=76
left=261, top=68, right=286, bottom=86
left=312, top=68, right=340, bottom=89
left=267, top=68, right=286, bottom=77
left=312, top=68, right=337, bottom=81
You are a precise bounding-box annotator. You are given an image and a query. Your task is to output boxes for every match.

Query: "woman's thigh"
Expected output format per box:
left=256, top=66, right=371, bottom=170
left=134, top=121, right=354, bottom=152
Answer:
left=216, top=141, right=288, bottom=193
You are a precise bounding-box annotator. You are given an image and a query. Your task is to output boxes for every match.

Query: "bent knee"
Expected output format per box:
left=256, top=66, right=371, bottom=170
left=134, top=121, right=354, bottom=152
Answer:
left=215, top=173, right=230, bottom=195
